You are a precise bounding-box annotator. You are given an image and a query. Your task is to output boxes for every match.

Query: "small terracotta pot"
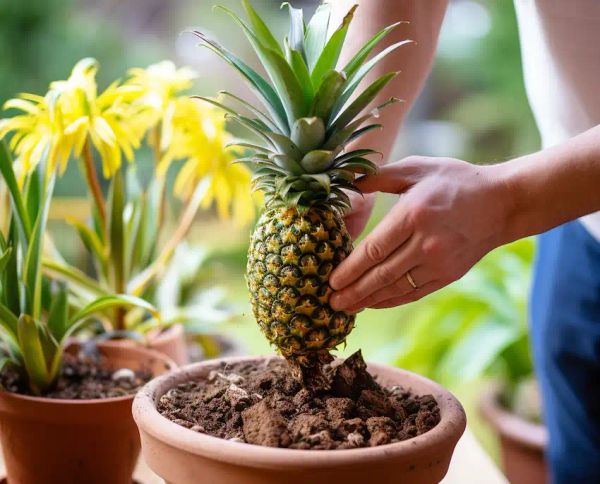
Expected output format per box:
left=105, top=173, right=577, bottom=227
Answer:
left=133, top=356, right=466, bottom=484
left=479, top=387, right=547, bottom=484
left=0, top=343, right=175, bottom=484
left=109, top=324, right=190, bottom=366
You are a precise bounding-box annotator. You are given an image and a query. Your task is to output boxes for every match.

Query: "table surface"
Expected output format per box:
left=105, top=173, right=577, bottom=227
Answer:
left=132, top=427, right=507, bottom=484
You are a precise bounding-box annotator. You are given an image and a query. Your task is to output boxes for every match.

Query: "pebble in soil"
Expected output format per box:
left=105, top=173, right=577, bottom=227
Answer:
left=0, top=352, right=152, bottom=399
left=158, top=351, right=441, bottom=450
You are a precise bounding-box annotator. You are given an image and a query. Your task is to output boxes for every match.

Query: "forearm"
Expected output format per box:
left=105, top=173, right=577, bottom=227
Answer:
left=330, top=0, right=448, bottom=162
left=499, top=125, right=600, bottom=241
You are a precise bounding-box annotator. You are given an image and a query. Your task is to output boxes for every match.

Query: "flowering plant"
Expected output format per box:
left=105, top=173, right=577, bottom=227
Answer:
left=1, top=58, right=257, bottom=336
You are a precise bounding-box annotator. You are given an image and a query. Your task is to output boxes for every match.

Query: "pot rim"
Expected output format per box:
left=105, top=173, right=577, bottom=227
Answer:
left=0, top=342, right=176, bottom=407
left=479, top=385, right=547, bottom=450
left=133, top=355, right=467, bottom=469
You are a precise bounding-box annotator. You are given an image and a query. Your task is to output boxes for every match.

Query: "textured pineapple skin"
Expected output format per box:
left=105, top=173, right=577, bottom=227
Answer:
left=247, top=206, right=355, bottom=363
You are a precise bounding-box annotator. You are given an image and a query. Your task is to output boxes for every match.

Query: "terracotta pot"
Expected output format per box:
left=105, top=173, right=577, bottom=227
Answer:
left=108, top=324, right=190, bottom=367
left=0, top=343, right=175, bottom=484
left=133, top=356, right=466, bottom=484
left=479, top=387, right=547, bottom=484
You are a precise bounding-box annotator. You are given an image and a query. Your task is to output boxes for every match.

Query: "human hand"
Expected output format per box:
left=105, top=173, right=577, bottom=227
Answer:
left=344, top=192, right=376, bottom=240
left=329, top=156, right=512, bottom=311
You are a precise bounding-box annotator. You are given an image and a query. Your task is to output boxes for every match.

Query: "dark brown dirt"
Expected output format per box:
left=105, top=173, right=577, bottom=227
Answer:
left=0, top=351, right=152, bottom=399
left=158, top=351, right=440, bottom=450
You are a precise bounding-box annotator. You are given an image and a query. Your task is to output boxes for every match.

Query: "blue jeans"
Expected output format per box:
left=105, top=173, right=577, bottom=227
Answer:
left=530, top=220, right=600, bottom=483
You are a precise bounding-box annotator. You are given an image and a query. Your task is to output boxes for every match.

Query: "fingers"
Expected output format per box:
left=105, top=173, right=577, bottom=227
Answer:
left=356, top=158, right=426, bottom=194
left=330, top=200, right=413, bottom=291
left=344, top=192, right=375, bottom=240
left=368, top=280, right=447, bottom=308
left=330, top=236, right=422, bottom=311
left=342, top=265, right=435, bottom=312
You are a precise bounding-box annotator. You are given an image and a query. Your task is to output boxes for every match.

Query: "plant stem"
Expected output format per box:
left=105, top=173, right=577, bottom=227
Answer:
left=152, top=125, right=168, bottom=238
left=82, top=140, right=107, bottom=232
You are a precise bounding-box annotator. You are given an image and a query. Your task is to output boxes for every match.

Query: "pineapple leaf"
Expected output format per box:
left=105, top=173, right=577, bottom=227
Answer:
left=219, top=91, right=282, bottom=133
left=226, top=140, right=274, bottom=155
left=336, top=158, right=378, bottom=174
left=241, top=0, right=284, bottom=55
left=301, top=173, right=330, bottom=193
left=262, top=131, right=304, bottom=160
left=225, top=113, right=278, bottom=149
left=347, top=124, right=383, bottom=144
left=195, top=96, right=270, bottom=132
left=310, top=5, right=357, bottom=91
left=215, top=6, right=308, bottom=124
left=193, top=31, right=289, bottom=133
left=288, top=48, right=313, bottom=107
left=342, top=22, right=407, bottom=78
left=311, top=70, right=346, bottom=120
left=282, top=3, right=306, bottom=61
left=334, top=149, right=382, bottom=165
left=304, top=3, right=331, bottom=71
left=329, top=72, right=398, bottom=131
left=333, top=40, right=412, bottom=119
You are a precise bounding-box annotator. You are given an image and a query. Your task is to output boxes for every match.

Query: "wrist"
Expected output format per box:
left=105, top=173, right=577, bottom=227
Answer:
left=488, top=155, right=541, bottom=244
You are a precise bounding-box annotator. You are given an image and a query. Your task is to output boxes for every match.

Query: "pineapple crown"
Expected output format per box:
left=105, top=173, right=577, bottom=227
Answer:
left=194, top=1, right=411, bottom=212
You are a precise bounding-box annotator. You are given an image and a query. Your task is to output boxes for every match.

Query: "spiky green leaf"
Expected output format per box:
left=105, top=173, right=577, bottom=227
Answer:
left=304, top=3, right=331, bottom=71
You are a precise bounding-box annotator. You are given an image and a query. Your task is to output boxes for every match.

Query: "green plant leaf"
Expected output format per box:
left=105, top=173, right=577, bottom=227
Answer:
left=342, top=22, right=406, bottom=78
left=288, top=48, right=313, bottom=108
left=310, top=5, right=357, bottom=91
left=332, top=40, right=412, bottom=119
left=282, top=2, right=306, bottom=60
left=68, top=217, right=108, bottom=279
left=213, top=7, right=307, bottom=124
left=0, top=247, right=12, bottom=276
left=47, top=283, right=69, bottom=341
left=241, top=0, right=284, bottom=55
left=42, top=259, right=110, bottom=298
left=17, top=315, right=50, bottom=395
left=323, top=98, right=399, bottom=149
left=3, top=224, right=20, bottom=315
left=219, top=91, right=281, bottom=133
left=329, top=71, right=398, bottom=130
left=193, top=31, right=289, bottom=133
left=0, top=302, right=19, bottom=344
left=108, top=170, right=126, bottom=293
left=23, top=174, right=55, bottom=321
left=311, top=70, right=346, bottom=120
left=66, top=294, right=159, bottom=338
left=304, top=3, right=331, bottom=71
left=0, top=141, right=31, bottom=240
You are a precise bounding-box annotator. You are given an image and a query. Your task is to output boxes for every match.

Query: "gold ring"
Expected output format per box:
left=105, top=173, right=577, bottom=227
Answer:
left=405, top=271, right=418, bottom=290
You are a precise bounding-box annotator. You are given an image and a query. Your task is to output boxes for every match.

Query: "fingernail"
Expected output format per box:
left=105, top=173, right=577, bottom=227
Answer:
left=330, top=293, right=346, bottom=311
left=329, top=276, right=341, bottom=290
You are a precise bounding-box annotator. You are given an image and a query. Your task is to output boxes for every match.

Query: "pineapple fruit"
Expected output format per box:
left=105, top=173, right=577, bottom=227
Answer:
left=195, top=1, right=408, bottom=370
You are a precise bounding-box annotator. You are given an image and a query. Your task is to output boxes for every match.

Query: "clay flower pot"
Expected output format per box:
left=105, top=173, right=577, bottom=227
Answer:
left=479, top=387, right=547, bottom=484
left=0, top=343, right=175, bottom=484
left=133, top=356, right=466, bottom=484
left=108, top=323, right=190, bottom=366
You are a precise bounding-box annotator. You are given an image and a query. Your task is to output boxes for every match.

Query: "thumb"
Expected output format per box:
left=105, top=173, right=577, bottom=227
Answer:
left=356, top=160, right=418, bottom=194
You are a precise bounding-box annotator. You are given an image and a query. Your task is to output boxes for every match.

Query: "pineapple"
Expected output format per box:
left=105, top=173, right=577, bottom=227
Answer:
left=195, top=1, right=409, bottom=370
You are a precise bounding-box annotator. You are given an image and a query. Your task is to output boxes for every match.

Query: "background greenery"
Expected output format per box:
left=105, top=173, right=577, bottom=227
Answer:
left=1, top=0, right=541, bottom=462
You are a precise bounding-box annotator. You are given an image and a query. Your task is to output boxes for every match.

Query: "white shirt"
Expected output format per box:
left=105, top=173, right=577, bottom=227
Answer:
left=514, top=0, right=600, bottom=241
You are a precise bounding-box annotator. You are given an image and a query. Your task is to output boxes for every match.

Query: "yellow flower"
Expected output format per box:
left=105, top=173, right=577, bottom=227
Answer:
left=163, top=97, right=257, bottom=225
left=51, top=58, right=155, bottom=178
left=0, top=92, right=70, bottom=180
left=127, top=61, right=197, bottom=113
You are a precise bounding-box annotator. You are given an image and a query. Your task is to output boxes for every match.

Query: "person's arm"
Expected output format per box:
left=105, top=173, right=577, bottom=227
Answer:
left=331, top=0, right=448, bottom=238
left=329, top=125, right=600, bottom=312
